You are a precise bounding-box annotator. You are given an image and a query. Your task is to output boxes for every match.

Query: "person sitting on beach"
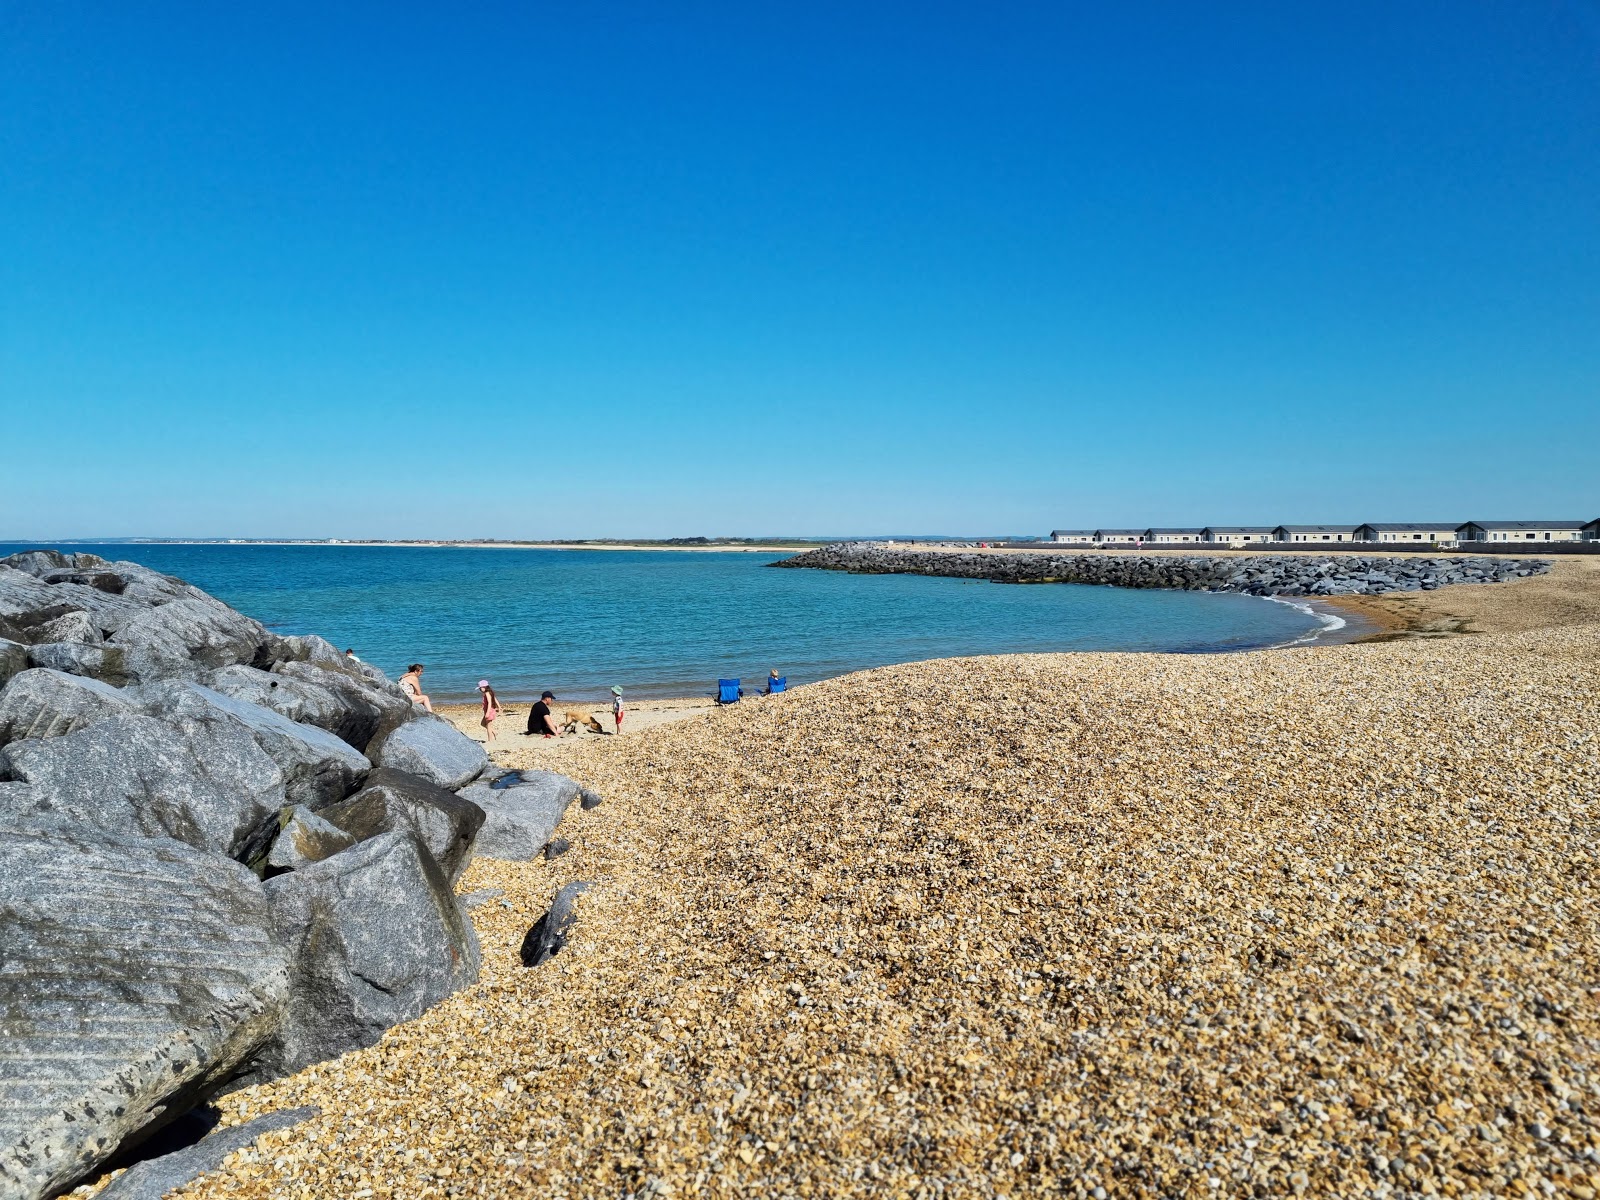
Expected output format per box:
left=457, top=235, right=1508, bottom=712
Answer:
left=399, top=663, right=432, bottom=711
left=526, top=690, right=561, bottom=738
left=478, top=679, right=501, bottom=745
left=764, top=669, right=782, bottom=694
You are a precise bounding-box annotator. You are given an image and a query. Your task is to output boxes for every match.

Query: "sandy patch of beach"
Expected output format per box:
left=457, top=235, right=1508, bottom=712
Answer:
left=150, top=564, right=1598, bottom=1200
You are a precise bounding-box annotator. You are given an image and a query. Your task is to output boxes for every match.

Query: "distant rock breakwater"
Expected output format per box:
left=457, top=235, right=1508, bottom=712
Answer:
left=773, top=542, right=1551, bottom=597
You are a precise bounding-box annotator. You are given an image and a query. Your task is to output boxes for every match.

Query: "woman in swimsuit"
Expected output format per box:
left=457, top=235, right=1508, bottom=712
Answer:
left=399, top=663, right=432, bottom=712
left=478, top=679, right=501, bottom=745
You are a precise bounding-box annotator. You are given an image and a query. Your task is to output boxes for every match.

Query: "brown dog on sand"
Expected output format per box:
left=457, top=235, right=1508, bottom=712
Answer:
left=559, top=710, right=607, bottom=735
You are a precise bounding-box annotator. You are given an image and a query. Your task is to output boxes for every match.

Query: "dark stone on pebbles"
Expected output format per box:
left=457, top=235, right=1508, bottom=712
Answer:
left=520, top=881, right=594, bottom=967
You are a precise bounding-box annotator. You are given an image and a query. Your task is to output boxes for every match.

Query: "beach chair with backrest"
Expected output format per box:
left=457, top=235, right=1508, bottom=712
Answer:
left=717, top=678, right=741, bottom=705
left=766, top=676, right=787, bottom=694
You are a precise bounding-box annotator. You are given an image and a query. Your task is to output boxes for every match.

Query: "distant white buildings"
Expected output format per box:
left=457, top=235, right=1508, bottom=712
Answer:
left=1045, top=520, right=1599, bottom=546
left=1146, top=527, right=1205, bottom=544
left=1457, top=521, right=1587, bottom=543
left=1355, top=524, right=1459, bottom=545
left=1275, top=525, right=1362, bottom=543
left=1203, top=526, right=1277, bottom=547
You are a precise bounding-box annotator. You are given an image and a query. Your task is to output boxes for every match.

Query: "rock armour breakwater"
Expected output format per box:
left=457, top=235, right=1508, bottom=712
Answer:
left=775, top=542, right=1551, bottom=597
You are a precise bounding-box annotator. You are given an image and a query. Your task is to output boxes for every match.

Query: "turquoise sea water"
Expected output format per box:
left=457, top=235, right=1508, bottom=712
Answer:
left=14, top=545, right=1323, bottom=702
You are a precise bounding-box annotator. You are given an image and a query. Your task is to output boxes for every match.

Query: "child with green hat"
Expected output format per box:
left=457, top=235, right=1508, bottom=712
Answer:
left=610, top=685, right=625, bottom=734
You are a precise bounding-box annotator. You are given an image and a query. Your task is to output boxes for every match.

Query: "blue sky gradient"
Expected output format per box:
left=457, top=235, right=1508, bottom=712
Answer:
left=2, top=2, right=1597, bottom=538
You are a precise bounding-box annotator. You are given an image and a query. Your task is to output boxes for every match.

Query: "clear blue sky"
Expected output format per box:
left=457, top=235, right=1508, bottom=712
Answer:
left=2, top=2, right=1597, bottom=539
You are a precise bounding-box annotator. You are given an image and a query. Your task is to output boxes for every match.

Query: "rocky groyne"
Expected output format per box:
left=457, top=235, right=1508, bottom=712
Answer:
left=0, top=550, right=596, bottom=1200
left=774, top=542, right=1551, bottom=597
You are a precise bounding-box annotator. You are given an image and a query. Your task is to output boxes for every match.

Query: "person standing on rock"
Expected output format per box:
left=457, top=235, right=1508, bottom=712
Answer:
left=527, top=690, right=561, bottom=737
left=399, top=663, right=432, bottom=711
left=478, top=679, right=501, bottom=745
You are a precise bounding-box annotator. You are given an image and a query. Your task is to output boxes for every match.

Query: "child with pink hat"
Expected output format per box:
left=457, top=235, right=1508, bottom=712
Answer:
left=478, top=679, right=501, bottom=746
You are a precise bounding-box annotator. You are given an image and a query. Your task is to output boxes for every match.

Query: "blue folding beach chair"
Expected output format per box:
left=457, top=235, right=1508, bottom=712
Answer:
left=716, top=678, right=742, bottom=705
left=765, top=676, right=787, bottom=695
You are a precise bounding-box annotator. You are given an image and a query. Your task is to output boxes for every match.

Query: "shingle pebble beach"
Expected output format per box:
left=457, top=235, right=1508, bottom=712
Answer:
left=112, top=560, right=1597, bottom=1200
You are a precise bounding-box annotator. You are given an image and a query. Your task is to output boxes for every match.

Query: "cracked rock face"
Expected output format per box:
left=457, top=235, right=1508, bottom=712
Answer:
left=0, top=816, right=289, bottom=1200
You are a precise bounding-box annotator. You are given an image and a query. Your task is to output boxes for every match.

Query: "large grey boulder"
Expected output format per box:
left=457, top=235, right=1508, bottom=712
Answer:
left=0, top=549, right=76, bottom=576
left=273, top=660, right=413, bottom=749
left=317, top=768, right=485, bottom=883
left=0, top=667, right=137, bottom=747
left=0, top=565, right=74, bottom=643
left=365, top=712, right=487, bottom=791
left=209, top=661, right=411, bottom=752
left=207, top=663, right=350, bottom=729
left=266, top=805, right=357, bottom=872
left=30, top=609, right=101, bottom=645
left=248, top=831, right=481, bottom=1083
left=458, top=769, right=595, bottom=861
left=107, top=599, right=270, bottom=683
left=0, top=638, right=30, bottom=688
left=262, top=633, right=345, bottom=669
left=24, top=640, right=131, bottom=685
left=0, top=816, right=289, bottom=1200
left=136, top=682, right=369, bottom=811
left=0, top=714, right=286, bottom=859
left=95, top=1107, right=319, bottom=1200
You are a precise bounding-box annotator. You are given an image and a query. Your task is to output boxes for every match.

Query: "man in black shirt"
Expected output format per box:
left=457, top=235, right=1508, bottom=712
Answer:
left=527, top=690, right=560, bottom=737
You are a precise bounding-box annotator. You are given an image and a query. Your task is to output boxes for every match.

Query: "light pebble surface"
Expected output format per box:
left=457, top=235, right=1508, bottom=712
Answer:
left=92, top=560, right=1599, bottom=1199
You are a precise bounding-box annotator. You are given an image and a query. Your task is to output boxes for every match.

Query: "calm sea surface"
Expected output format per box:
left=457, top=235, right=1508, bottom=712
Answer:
left=14, top=545, right=1323, bottom=702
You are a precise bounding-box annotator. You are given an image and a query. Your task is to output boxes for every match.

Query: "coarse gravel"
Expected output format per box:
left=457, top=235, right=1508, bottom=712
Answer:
left=83, top=563, right=1600, bottom=1199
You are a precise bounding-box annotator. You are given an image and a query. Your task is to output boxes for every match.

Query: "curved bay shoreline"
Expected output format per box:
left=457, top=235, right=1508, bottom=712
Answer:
left=75, top=559, right=1599, bottom=1200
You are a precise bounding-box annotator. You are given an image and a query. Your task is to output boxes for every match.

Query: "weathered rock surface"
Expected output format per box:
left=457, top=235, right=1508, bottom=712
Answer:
left=458, top=770, right=590, bottom=861
left=0, top=565, right=73, bottom=643
left=775, top=543, right=1553, bottom=598
left=136, top=682, right=370, bottom=811
left=272, top=661, right=413, bottom=749
left=30, top=609, right=101, bottom=645
left=266, top=805, right=358, bottom=872
left=23, top=640, right=131, bottom=685
left=0, top=667, right=137, bottom=747
left=0, top=816, right=289, bottom=1200
left=107, top=599, right=270, bottom=683
left=250, top=832, right=481, bottom=1083
left=0, top=638, right=28, bottom=688
left=0, top=714, right=285, bottom=859
left=365, top=712, right=488, bottom=790
left=205, top=662, right=408, bottom=754
left=519, top=881, right=594, bottom=967
left=95, top=1106, right=319, bottom=1200
left=318, top=768, right=484, bottom=883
